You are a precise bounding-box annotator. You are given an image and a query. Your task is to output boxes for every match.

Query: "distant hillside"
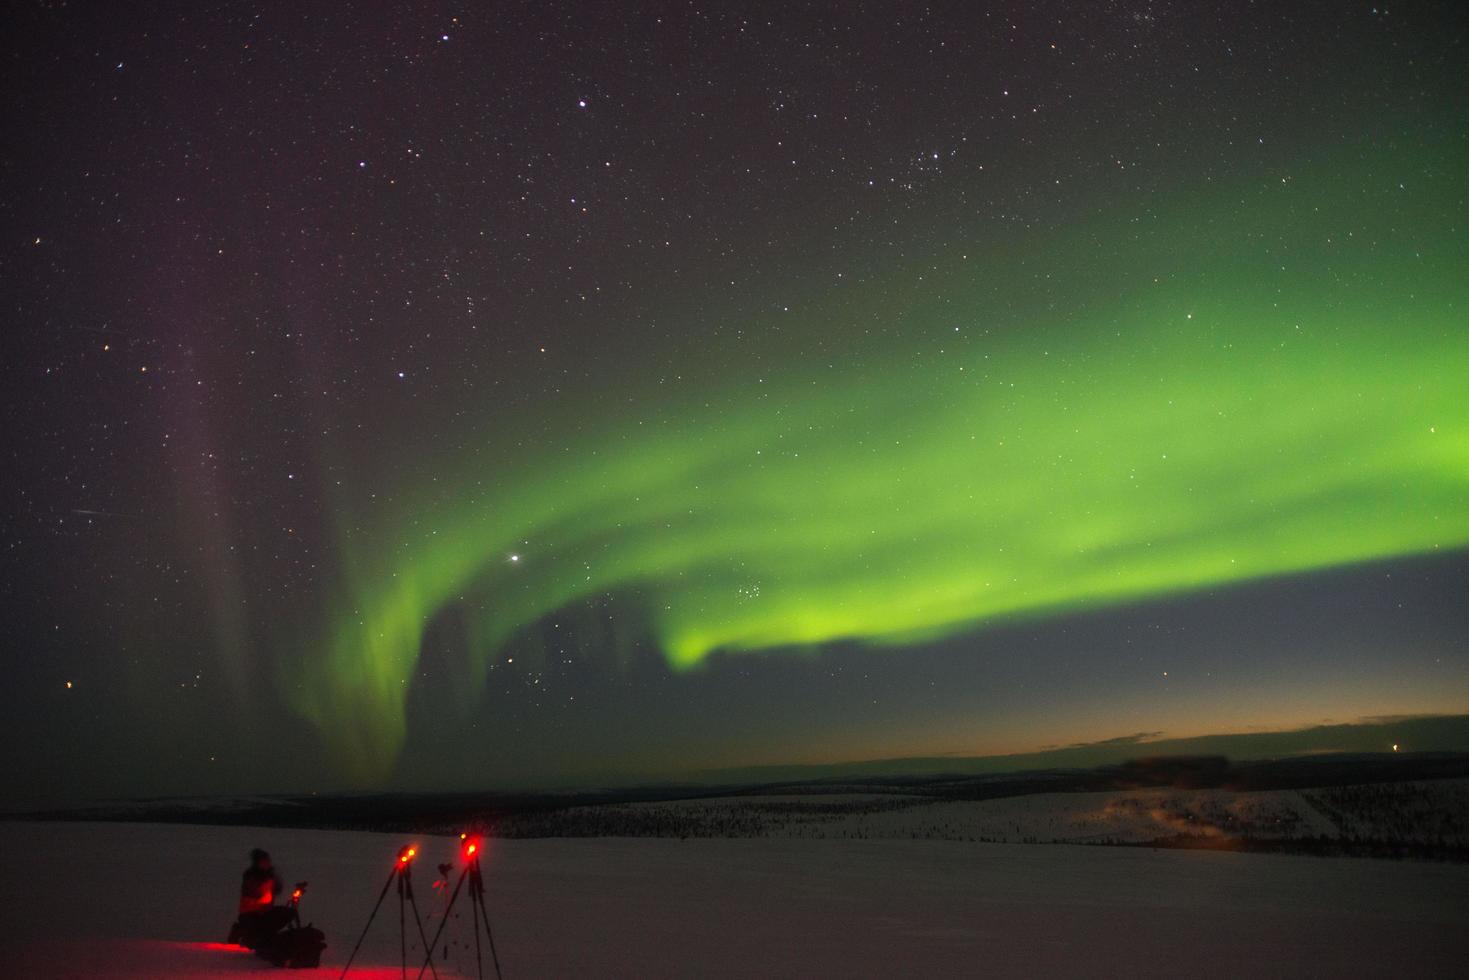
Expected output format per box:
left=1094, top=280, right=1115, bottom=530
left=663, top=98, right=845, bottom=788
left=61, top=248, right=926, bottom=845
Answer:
left=15, top=753, right=1469, bottom=861
left=693, top=714, right=1469, bottom=785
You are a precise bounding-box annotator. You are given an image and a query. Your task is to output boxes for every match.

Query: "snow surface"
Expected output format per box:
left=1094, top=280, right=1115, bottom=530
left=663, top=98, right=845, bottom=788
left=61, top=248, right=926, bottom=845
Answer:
left=1, top=820, right=1466, bottom=977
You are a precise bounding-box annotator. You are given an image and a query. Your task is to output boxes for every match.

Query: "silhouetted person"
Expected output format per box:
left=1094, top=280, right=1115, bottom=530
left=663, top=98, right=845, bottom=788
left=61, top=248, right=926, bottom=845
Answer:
left=228, top=848, right=294, bottom=948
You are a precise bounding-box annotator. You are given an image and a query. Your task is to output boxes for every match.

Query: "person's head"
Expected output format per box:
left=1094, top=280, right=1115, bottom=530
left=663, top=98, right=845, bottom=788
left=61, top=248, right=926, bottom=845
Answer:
left=249, top=848, right=272, bottom=871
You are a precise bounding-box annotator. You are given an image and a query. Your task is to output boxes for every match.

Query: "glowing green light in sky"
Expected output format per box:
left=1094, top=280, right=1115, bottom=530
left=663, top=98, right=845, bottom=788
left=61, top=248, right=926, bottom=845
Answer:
left=292, top=143, right=1469, bottom=778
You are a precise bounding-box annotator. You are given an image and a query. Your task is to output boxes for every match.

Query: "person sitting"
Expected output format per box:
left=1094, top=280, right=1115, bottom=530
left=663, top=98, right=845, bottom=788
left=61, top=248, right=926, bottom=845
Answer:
left=227, top=848, right=295, bottom=949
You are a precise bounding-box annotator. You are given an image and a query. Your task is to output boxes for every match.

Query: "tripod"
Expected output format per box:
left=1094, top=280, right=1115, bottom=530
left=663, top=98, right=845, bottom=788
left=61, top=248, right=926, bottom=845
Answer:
left=417, top=840, right=502, bottom=980
left=340, top=847, right=439, bottom=979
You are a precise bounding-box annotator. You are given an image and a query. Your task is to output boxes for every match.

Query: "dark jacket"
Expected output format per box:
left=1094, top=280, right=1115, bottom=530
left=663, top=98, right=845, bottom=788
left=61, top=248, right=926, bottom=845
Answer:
left=239, top=866, right=283, bottom=916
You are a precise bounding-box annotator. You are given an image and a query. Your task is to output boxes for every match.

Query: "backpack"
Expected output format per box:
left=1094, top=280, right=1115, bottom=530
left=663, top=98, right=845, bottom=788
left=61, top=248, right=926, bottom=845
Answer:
left=261, top=924, right=327, bottom=969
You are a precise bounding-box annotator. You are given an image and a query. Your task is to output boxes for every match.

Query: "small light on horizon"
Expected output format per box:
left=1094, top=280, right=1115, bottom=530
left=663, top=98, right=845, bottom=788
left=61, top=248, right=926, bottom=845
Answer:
left=1392, top=743, right=1400, bottom=752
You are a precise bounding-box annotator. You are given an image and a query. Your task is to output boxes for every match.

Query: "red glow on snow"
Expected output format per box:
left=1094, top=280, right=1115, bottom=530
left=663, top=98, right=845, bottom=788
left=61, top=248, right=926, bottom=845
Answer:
left=181, top=942, right=250, bottom=953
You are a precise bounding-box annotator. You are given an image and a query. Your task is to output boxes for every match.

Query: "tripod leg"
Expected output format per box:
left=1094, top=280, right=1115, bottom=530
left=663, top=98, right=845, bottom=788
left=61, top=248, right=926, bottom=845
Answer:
left=340, top=867, right=398, bottom=980
left=406, top=886, right=441, bottom=980
left=481, top=881, right=511, bottom=980
left=399, top=878, right=407, bottom=980
left=416, top=866, right=468, bottom=980
left=471, top=895, right=484, bottom=980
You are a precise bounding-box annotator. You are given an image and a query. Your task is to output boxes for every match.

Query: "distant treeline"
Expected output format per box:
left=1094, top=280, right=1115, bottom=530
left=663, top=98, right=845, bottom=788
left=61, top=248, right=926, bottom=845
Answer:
left=492, top=796, right=930, bottom=839
left=920, top=752, right=1469, bottom=800
left=13, top=751, right=1469, bottom=840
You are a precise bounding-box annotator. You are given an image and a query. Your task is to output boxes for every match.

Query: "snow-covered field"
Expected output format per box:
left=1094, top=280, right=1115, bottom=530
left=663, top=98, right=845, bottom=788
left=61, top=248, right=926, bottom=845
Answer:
left=2, top=819, right=1466, bottom=978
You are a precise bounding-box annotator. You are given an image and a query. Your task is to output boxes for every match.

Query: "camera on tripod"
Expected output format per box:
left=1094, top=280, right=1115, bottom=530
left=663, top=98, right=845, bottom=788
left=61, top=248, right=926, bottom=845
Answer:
left=340, top=834, right=503, bottom=979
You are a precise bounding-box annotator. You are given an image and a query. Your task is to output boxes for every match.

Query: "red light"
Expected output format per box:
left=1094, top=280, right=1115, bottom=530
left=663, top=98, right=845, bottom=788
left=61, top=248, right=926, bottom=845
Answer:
left=291, top=889, right=302, bottom=901
left=188, top=942, right=251, bottom=952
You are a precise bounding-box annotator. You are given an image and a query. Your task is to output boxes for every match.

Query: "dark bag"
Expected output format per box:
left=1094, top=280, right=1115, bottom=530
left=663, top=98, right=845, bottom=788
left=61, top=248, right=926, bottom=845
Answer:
left=261, top=923, right=327, bottom=969
left=229, top=905, right=295, bottom=950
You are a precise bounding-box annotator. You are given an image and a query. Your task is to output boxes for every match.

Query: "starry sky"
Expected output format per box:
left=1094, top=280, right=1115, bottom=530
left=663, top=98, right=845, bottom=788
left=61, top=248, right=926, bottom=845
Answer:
left=4, top=2, right=1468, bottom=802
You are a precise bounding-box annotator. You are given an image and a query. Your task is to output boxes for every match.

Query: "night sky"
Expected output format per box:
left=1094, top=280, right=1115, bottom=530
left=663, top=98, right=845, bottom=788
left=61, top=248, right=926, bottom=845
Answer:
left=4, top=2, right=1467, bottom=802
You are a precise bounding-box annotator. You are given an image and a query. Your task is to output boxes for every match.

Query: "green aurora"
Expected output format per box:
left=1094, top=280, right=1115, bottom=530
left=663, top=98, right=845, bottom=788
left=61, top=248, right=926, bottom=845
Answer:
left=294, top=140, right=1469, bottom=779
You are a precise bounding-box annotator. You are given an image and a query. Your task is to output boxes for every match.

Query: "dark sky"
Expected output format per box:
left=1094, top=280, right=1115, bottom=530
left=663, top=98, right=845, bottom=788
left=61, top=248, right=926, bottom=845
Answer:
left=3, top=1, right=1467, bottom=803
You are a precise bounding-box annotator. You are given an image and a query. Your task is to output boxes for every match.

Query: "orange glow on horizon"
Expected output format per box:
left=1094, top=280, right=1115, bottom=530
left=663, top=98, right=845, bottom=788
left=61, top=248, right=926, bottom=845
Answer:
left=754, top=703, right=1469, bottom=774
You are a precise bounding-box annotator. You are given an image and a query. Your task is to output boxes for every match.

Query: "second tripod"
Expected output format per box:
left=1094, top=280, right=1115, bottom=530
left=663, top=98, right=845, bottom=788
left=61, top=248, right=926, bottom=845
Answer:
left=417, top=836, right=503, bottom=980
left=340, top=844, right=439, bottom=979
